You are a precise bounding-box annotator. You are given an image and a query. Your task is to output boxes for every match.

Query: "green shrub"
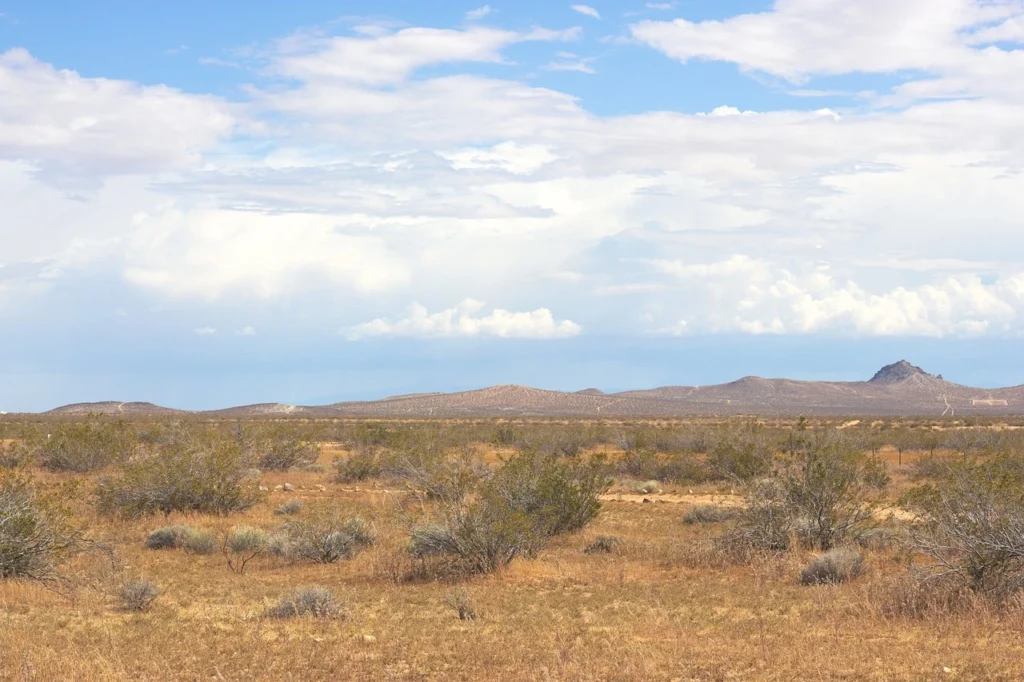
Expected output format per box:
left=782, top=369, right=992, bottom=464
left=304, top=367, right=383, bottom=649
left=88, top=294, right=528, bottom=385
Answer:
left=96, top=440, right=262, bottom=518
left=0, top=440, right=36, bottom=468
left=407, top=450, right=610, bottom=576
left=333, top=447, right=385, bottom=483
left=223, top=526, right=267, bottom=574
left=39, top=420, right=137, bottom=473
left=250, top=428, right=320, bottom=471
left=0, top=472, right=85, bottom=581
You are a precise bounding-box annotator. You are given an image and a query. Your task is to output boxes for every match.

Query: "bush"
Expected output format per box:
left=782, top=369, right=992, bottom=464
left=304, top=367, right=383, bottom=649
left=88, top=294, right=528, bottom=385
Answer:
left=800, top=548, right=864, bottom=585
left=407, top=450, right=610, bottom=576
left=707, top=423, right=775, bottom=481
left=118, top=578, right=160, bottom=611
left=274, top=499, right=304, bottom=516
left=251, top=429, right=320, bottom=471
left=183, top=530, right=218, bottom=556
left=445, top=588, right=478, bottom=620
left=96, top=439, right=262, bottom=518
left=278, top=508, right=375, bottom=563
left=728, top=431, right=887, bottom=552
left=223, top=526, right=267, bottom=574
left=0, top=472, right=84, bottom=581
left=39, top=420, right=136, bottom=473
left=333, top=447, right=385, bottom=483
left=584, top=536, right=622, bottom=554
left=0, top=440, right=36, bottom=468
left=145, top=526, right=194, bottom=550
left=267, top=586, right=344, bottom=619
left=683, top=505, right=739, bottom=525
left=903, top=454, right=1024, bottom=600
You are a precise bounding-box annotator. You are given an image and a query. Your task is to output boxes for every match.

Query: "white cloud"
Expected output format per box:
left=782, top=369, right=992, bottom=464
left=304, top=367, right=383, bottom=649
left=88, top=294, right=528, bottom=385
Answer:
left=272, top=25, right=577, bottom=86
left=630, top=0, right=1024, bottom=102
left=0, top=49, right=236, bottom=185
left=571, top=5, right=601, bottom=20
left=235, top=326, right=256, bottom=336
left=440, top=142, right=559, bottom=174
left=194, top=327, right=217, bottom=336
left=466, top=5, right=495, bottom=21
left=651, top=256, right=1024, bottom=337
left=347, top=299, right=581, bottom=340
left=646, top=2, right=675, bottom=9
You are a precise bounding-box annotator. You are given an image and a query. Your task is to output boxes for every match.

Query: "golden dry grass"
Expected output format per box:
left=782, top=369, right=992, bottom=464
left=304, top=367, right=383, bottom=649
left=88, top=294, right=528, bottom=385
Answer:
left=3, top=443, right=1024, bottom=681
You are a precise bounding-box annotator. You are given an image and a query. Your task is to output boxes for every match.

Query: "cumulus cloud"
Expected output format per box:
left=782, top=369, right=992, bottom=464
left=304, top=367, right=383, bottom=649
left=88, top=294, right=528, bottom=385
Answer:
left=346, top=299, right=582, bottom=340
left=0, top=49, right=235, bottom=185
left=649, top=256, right=1024, bottom=337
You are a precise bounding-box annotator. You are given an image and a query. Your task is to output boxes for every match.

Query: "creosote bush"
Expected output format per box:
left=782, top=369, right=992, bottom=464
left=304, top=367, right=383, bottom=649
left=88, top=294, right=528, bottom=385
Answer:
left=96, top=439, right=262, bottom=518
left=333, top=446, right=385, bottom=483
left=904, top=454, right=1024, bottom=601
left=118, top=578, right=160, bottom=611
left=728, top=430, right=887, bottom=552
left=250, top=428, right=320, bottom=471
left=0, top=440, right=36, bottom=468
left=800, top=548, right=864, bottom=585
left=0, top=472, right=85, bottom=582
left=408, top=450, right=610, bottom=576
left=38, top=420, right=137, bottom=473
left=267, top=586, right=344, bottom=619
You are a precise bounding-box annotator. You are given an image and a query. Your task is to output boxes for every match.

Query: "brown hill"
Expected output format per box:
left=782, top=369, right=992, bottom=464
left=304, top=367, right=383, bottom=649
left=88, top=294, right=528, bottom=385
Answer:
left=41, top=361, right=1024, bottom=417
left=45, top=401, right=182, bottom=416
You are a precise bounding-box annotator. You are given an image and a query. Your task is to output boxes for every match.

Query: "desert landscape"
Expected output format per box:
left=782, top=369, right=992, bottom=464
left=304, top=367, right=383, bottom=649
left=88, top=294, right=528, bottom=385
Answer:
left=4, top=410, right=1024, bottom=680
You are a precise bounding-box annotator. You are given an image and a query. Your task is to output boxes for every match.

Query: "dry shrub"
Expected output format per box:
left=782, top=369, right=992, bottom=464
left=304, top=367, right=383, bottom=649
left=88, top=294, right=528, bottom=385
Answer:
left=875, top=574, right=979, bottom=620
left=183, top=530, right=218, bottom=556
left=903, top=453, right=1024, bottom=601
left=118, top=578, right=160, bottom=611
left=800, top=548, right=864, bottom=585
left=445, top=588, right=478, bottom=620
left=250, top=428, right=320, bottom=471
left=0, top=440, right=36, bottom=468
left=683, top=505, right=738, bottom=525
left=223, top=526, right=267, bottom=574
left=274, top=499, right=304, bottom=516
left=96, top=439, right=262, bottom=518
left=144, top=526, right=194, bottom=550
left=267, top=587, right=345, bottom=619
left=277, top=507, right=375, bottom=563
left=333, top=446, right=385, bottom=483
left=584, top=536, right=622, bottom=554
left=407, top=450, right=610, bottom=576
left=0, top=471, right=86, bottom=582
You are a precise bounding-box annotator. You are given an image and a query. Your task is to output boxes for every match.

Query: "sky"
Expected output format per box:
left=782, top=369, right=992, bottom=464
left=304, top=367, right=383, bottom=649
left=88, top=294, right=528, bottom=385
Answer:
left=3, top=0, right=1024, bottom=411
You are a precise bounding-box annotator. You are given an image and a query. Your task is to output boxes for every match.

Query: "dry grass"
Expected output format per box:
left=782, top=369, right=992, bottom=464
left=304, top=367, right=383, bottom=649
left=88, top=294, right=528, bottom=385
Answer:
left=3, top=436, right=1024, bottom=680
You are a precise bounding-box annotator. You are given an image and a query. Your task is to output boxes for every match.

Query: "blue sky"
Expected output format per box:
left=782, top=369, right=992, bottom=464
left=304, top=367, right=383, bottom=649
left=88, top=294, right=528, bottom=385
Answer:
left=3, top=0, right=1024, bottom=411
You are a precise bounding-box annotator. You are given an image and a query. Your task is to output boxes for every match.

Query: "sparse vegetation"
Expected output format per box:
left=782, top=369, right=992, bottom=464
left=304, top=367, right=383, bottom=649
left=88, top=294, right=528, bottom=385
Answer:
left=683, top=504, right=738, bottom=525
left=584, top=535, right=622, bottom=554
left=267, top=586, right=344, bottom=619
left=800, top=548, right=864, bottom=585
left=277, top=507, right=375, bottom=563
left=117, top=578, right=160, bottom=611
left=144, top=526, right=194, bottom=550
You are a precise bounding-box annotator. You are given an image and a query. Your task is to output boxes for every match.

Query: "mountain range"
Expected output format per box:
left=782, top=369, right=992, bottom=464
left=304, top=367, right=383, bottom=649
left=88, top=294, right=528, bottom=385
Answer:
left=32, top=361, right=1024, bottom=417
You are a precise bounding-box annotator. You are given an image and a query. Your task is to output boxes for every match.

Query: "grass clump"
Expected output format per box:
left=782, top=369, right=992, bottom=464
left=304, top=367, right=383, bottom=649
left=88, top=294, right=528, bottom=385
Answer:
left=683, top=505, right=739, bottom=525
left=117, top=578, right=160, bottom=611
left=584, top=535, right=622, bottom=554
left=274, top=499, right=304, bottom=516
left=267, top=586, right=344, bottom=619
left=800, top=548, right=865, bottom=585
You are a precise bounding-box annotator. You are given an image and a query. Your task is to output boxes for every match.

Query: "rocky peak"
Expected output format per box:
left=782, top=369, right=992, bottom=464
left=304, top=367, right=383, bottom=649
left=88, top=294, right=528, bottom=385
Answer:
left=868, top=360, right=935, bottom=384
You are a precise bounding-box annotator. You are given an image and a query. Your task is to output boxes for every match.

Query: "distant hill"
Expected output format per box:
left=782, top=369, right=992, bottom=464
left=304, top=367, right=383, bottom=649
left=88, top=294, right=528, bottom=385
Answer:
left=45, top=401, right=182, bottom=416
left=40, top=361, right=1024, bottom=417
